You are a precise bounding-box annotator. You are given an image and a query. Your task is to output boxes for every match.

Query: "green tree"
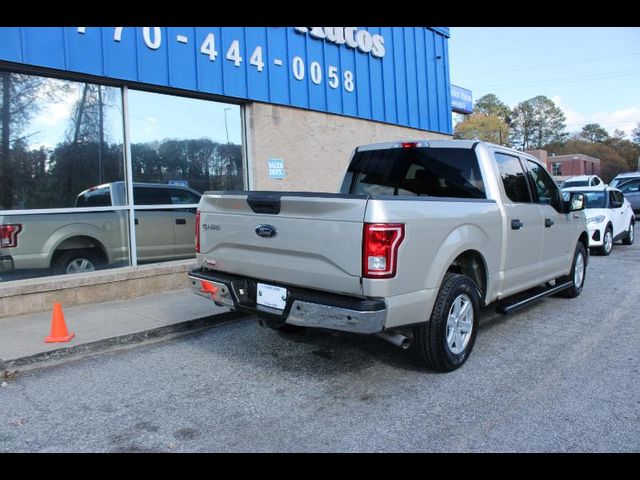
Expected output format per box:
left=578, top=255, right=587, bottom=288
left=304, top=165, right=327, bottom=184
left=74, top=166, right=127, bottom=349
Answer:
left=474, top=94, right=511, bottom=123
left=580, top=123, right=610, bottom=143
left=605, top=134, right=640, bottom=172
left=510, top=96, right=567, bottom=150
left=453, top=113, right=510, bottom=145
left=612, top=129, right=626, bottom=141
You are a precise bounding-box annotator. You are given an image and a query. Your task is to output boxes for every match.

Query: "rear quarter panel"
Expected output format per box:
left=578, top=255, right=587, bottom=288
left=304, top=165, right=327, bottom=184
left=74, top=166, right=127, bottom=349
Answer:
left=362, top=197, right=503, bottom=299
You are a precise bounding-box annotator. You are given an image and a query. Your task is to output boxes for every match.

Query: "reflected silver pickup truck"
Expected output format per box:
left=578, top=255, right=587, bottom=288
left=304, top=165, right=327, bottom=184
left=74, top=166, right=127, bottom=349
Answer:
left=189, top=140, right=589, bottom=371
left=0, top=182, right=200, bottom=278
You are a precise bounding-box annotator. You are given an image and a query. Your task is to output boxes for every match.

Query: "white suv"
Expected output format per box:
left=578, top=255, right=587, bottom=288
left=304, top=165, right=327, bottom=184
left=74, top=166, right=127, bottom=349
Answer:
left=562, top=186, right=634, bottom=255
left=561, top=175, right=605, bottom=189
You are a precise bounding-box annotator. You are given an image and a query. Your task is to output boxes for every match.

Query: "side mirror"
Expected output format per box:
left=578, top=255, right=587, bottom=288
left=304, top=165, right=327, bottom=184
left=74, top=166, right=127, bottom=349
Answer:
left=569, top=192, right=585, bottom=212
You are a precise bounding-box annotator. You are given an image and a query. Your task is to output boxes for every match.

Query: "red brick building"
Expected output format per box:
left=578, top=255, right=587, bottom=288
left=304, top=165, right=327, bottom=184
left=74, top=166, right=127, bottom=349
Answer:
left=526, top=150, right=601, bottom=181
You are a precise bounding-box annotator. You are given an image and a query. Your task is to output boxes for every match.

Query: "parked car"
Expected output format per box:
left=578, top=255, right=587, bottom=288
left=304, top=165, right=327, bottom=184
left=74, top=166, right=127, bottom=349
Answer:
left=610, top=172, right=640, bottom=189
left=0, top=181, right=200, bottom=277
left=190, top=140, right=589, bottom=372
left=617, top=179, right=640, bottom=216
left=562, top=185, right=634, bottom=255
left=560, top=175, right=605, bottom=189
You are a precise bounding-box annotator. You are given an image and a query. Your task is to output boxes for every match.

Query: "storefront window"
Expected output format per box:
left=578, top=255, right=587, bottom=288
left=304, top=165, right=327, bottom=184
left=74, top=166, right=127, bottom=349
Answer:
left=0, top=71, right=130, bottom=282
left=0, top=70, right=246, bottom=282
left=128, top=89, right=244, bottom=263
left=0, top=72, right=125, bottom=210
left=128, top=89, right=244, bottom=194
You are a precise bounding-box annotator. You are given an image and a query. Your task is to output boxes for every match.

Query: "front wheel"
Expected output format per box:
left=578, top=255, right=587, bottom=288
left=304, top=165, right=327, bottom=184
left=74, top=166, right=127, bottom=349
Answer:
left=597, top=226, right=613, bottom=255
left=413, top=273, right=480, bottom=372
left=622, top=222, right=634, bottom=245
left=557, top=242, right=587, bottom=298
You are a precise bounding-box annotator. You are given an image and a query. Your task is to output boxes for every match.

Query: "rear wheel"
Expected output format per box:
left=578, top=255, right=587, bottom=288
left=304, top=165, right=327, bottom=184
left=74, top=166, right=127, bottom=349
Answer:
left=622, top=222, right=634, bottom=245
left=53, top=249, right=102, bottom=275
left=413, top=273, right=479, bottom=372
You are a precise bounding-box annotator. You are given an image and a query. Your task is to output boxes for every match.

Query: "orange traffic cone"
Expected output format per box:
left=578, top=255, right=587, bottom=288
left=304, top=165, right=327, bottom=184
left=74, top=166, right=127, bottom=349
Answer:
left=45, top=303, right=75, bottom=343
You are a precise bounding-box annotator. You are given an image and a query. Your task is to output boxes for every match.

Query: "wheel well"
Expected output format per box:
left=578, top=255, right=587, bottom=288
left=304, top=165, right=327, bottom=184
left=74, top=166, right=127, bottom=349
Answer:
left=446, top=250, right=487, bottom=304
left=578, top=231, right=589, bottom=252
left=50, top=236, right=108, bottom=268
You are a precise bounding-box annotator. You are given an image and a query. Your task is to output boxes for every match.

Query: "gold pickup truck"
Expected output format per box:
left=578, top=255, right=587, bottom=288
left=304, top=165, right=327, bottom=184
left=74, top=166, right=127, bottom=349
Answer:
left=0, top=181, right=200, bottom=278
left=190, top=140, right=591, bottom=372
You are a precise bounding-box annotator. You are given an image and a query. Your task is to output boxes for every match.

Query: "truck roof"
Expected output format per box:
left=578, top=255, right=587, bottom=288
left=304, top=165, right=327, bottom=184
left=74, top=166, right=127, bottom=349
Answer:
left=355, top=139, right=535, bottom=161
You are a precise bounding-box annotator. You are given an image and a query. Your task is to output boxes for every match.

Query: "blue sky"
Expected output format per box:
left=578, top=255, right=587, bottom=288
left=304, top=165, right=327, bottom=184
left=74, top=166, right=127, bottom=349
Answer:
left=448, top=27, right=640, bottom=137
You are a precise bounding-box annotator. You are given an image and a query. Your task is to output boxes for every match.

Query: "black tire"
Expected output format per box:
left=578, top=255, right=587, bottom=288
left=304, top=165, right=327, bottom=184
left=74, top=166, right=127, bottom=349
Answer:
left=52, top=249, right=102, bottom=275
left=622, top=221, right=635, bottom=245
left=413, top=273, right=480, bottom=372
left=557, top=242, right=587, bottom=299
left=597, top=226, right=613, bottom=256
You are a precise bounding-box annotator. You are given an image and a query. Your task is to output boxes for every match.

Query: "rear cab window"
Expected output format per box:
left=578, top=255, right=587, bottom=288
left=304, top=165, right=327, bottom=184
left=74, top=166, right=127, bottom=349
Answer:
left=340, top=146, right=486, bottom=199
left=75, top=186, right=112, bottom=207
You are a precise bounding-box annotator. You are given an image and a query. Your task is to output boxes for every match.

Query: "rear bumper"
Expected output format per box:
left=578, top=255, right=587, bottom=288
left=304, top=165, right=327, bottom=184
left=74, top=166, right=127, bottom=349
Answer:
left=188, top=268, right=386, bottom=334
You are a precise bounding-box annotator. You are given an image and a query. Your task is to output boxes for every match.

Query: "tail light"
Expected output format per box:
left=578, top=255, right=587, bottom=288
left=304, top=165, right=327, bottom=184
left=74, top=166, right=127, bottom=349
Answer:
left=195, top=211, right=201, bottom=253
left=363, top=223, right=404, bottom=279
left=1, top=224, right=22, bottom=248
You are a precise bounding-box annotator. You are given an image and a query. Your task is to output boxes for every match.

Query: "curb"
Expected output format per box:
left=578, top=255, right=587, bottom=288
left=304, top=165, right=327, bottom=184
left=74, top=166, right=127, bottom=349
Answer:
left=0, top=310, right=247, bottom=373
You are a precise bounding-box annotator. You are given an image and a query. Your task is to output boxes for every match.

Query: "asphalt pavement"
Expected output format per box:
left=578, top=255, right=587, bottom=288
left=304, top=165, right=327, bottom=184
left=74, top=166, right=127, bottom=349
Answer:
left=1, top=240, right=639, bottom=452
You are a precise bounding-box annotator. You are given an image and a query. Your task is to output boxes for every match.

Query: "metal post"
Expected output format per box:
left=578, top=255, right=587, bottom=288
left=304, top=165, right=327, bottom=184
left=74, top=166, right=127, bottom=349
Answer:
left=224, top=107, right=231, bottom=144
left=122, top=86, right=138, bottom=267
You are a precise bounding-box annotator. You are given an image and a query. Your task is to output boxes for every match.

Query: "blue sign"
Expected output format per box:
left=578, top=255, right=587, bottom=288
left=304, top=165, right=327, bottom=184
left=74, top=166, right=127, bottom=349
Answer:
left=0, top=27, right=453, bottom=135
left=268, top=158, right=285, bottom=180
left=168, top=180, right=189, bottom=187
left=451, top=84, right=473, bottom=114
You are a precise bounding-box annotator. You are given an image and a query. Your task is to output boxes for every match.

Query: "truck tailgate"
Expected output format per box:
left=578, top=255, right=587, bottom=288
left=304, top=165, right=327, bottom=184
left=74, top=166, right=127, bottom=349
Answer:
left=197, top=193, right=368, bottom=296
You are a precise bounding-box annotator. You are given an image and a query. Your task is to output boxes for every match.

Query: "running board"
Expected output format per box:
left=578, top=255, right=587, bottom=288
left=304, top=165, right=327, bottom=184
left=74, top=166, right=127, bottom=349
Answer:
left=496, top=281, right=574, bottom=315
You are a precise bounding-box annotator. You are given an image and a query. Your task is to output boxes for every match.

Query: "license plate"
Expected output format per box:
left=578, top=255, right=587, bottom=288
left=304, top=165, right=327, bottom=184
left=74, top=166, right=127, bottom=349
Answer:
left=256, top=283, right=287, bottom=311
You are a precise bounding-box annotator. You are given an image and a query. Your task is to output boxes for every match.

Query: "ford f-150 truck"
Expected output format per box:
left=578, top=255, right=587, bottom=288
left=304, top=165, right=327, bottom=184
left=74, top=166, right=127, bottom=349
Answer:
left=189, top=140, right=589, bottom=371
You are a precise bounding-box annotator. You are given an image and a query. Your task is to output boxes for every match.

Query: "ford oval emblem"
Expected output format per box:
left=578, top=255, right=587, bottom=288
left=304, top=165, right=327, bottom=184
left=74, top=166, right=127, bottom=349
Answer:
left=255, top=224, right=277, bottom=238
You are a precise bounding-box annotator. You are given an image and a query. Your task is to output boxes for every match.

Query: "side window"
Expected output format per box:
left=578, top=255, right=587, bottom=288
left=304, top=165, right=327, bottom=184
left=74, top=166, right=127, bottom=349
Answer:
left=169, top=189, right=200, bottom=205
left=621, top=180, right=640, bottom=193
left=494, top=152, right=532, bottom=203
left=608, top=191, right=617, bottom=207
left=593, top=177, right=601, bottom=186
left=526, top=159, right=561, bottom=210
left=133, top=187, right=172, bottom=205
left=614, top=191, right=624, bottom=205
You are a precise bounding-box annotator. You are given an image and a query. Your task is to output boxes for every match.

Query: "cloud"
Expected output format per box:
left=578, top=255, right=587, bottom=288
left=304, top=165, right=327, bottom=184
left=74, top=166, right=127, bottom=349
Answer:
left=33, top=91, right=79, bottom=127
left=552, top=95, right=640, bottom=137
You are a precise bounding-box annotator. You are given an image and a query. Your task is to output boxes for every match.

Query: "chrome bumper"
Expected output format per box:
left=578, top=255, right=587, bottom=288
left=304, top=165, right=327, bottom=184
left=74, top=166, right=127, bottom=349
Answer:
left=286, top=300, right=385, bottom=334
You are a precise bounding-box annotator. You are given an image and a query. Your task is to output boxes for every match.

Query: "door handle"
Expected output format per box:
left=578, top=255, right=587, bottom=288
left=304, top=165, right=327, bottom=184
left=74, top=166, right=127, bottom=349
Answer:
left=511, top=219, right=523, bottom=230
left=175, top=218, right=187, bottom=225
left=134, top=218, right=139, bottom=225
left=545, top=218, right=554, bottom=228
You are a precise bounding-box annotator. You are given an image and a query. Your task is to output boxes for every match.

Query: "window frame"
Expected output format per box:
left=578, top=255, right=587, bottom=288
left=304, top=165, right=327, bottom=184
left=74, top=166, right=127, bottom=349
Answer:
left=0, top=62, right=248, bottom=273
left=524, top=158, right=562, bottom=212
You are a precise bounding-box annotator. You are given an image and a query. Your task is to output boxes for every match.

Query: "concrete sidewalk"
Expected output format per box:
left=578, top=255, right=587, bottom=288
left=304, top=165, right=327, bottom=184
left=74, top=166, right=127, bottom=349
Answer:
left=0, top=288, right=244, bottom=372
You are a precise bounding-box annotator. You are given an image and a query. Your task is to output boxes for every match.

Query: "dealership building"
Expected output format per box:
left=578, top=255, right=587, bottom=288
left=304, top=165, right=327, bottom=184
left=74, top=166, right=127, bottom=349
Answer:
left=0, top=27, right=466, bottom=316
